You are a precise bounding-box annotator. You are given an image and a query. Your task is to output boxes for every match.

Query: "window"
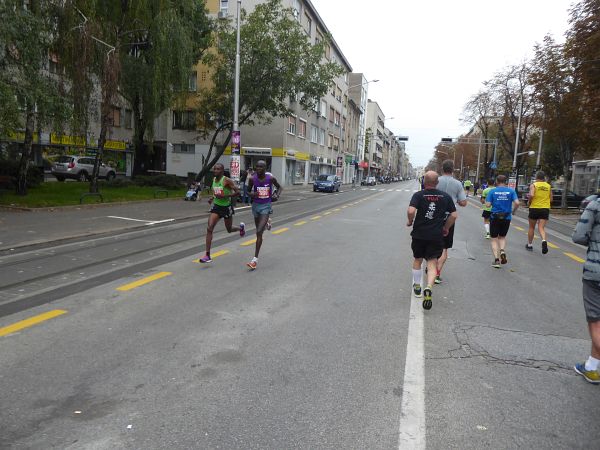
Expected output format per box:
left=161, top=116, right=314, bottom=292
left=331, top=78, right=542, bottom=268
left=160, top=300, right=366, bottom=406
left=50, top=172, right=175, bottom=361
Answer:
left=298, top=119, right=306, bottom=138
left=313, top=99, right=320, bottom=115
left=124, top=109, right=133, bottom=129
left=334, top=111, right=340, bottom=126
left=315, top=31, right=323, bottom=46
left=304, top=14, right=312, bottom=35
left=310, top=125, right=318, bottom=143
left=292, top=0, right=301, bottom=21
left=220, top=0, right=228, bottom=13
left=336, top=87, right=342, bottom=102
left=329, top=106, right=335, bottom=123
left=328, top=133, right=333, bottom=149
left=331, top=84, right=336, bottom=96
left=188, top=71, right=197, bottom=92
left=319, top=128, right=325, bottom=145
left=287, top=115, right=296, bottom=134
left=320, top=100, right=327, bottom=118
left=173, top=110, right=196, bottom=130
left=173, top=143, right=195, bottom=153
left=109, top=107, right=121, bottom=127
left=325, top=44, right=331, bottom=60
left=333, top=137, right=340, bottom=151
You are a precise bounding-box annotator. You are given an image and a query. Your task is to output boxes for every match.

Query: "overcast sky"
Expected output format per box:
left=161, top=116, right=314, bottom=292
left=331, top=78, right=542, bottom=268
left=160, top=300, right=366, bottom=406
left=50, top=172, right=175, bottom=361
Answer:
left=310, top=0, right=575, bottom=167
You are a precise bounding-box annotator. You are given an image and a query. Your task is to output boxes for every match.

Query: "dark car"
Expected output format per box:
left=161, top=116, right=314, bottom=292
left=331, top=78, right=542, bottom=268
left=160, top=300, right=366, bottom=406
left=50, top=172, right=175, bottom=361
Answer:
left=313, top=174, right=341, bottom=192
left=579, top=194, right=598, bottom=212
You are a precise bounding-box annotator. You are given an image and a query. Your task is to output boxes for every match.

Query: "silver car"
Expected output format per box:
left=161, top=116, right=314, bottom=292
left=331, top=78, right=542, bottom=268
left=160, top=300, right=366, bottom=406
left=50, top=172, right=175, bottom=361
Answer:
left=52, top=156, right=116, bottom=182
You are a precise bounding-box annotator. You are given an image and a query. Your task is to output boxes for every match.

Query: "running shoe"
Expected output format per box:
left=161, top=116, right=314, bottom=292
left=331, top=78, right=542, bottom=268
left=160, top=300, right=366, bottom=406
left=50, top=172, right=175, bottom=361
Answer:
left=239, top=222, right=246, bottom=237
left=423, top=286, right=432, bottom=310
left=246, top=260, right=257, bottom=270
left=485, top=232, right=491, bottom=239
left=542, top=240, right=548, bottom=254
left=492, top=259, right=501, bottom=269
left=574, top=363, right=600, bottom=384
left=525, top=244, right=533, bottom=251
left=434, top=276, right=442, bottom=284
left=266, top=218, right=272, bottom=230
left=199, top=254, right=212, bottom=263
left=500, top=250, right=507, bottom=265
left=412, top=283, right=422, bottom=297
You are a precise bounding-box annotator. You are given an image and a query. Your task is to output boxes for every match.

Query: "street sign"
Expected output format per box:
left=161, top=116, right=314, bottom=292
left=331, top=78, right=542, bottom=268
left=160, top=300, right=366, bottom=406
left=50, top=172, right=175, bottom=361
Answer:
left=441, top=138, right=453, bottom=143
left=489, top=162, right=497, bottom=169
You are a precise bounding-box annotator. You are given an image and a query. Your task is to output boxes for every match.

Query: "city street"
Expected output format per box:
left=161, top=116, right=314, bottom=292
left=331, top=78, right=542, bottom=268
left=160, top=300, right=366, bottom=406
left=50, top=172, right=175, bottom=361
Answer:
left=0, top=180, right=598, bottom=449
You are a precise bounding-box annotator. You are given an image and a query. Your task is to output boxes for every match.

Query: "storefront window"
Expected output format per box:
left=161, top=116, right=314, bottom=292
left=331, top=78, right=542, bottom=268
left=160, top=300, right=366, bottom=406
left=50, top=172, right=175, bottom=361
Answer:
left=294, top=161, right=305, bottom=184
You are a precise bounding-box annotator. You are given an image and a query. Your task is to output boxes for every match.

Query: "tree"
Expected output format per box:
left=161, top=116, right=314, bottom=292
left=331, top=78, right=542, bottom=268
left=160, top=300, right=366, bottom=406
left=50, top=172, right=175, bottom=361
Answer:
left=566, top=0, right=600, bottom=146
left=462, top=90, right=495, bottom=178
left=529, top=35, right=592, bottom=208
left=118, top=1, right=211, bottom=176
left=0, top=0, right=70, bottom=195
left=59, top=0, right=211, bottom=192
left=194, top=0, right=342, bottom=181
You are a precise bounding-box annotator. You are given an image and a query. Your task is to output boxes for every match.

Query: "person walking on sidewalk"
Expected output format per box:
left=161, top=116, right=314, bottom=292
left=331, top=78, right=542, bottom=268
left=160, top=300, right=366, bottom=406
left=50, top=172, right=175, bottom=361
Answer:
left=480, top=179, right=495, bottom=239
left=485, top=175, right=519, bottom=268
left=199, top=163, right=246, bottom=263
left=407, top=170, right=457, bottom=310
left=526, top=170, right=552, bottom=254
left=246, top=160, right=282, bottom=270
left=572, top=197, right=600, bottom=384
left=434, top=160, right=467, bottom=284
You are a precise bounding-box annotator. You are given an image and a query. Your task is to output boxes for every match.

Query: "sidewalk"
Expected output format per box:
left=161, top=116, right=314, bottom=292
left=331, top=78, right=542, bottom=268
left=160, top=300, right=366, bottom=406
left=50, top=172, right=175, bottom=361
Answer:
left=0, top=183, right=317, bottom=251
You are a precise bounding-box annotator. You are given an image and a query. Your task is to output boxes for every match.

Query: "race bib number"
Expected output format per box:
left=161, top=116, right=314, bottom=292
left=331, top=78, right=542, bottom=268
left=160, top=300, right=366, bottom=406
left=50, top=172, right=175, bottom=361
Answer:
left=256, top=186, right=270, bottom=199
left=213, top=187, right=223, bottom=196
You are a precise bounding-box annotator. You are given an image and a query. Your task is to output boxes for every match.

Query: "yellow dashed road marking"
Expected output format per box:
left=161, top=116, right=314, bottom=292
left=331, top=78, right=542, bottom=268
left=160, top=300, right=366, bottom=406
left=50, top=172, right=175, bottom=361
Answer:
left=548, top=242, right=559, bottom=249
left=116, top=271, right=172, bottom=291
left=241, top=238, right=257, bottom=246
left=341, top=206, right=348, bottom=209
left=323, top=211, right=332, bottom=215
left=515, top=226, right=525, bottom=231
left=334, top=208, right=341, bottom=211
left=0, top=310, right=67, bottom=338
left=193, top=250, right=229, bottom=263
left=294, top=221, right=307, bottom=226
left=564, top=252, right=585, bottom=264
left=311, top=215, right=322, bottom=220
left=272, top=227, right=289, bottom=235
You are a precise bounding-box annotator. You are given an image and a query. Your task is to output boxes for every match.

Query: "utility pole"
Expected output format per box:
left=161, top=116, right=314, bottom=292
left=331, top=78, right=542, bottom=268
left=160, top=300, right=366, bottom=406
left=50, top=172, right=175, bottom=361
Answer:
left=230, top=0, right=242, bottom=183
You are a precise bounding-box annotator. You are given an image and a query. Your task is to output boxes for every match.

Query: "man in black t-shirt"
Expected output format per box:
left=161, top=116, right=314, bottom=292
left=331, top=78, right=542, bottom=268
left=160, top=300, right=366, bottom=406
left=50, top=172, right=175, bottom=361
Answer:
left=407, top=171, right=457, bottom=310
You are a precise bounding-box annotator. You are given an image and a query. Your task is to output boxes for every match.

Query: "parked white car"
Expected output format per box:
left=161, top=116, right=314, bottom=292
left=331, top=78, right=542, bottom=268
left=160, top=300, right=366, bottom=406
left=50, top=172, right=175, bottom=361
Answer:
left=52, top=156, right=116, bottom=182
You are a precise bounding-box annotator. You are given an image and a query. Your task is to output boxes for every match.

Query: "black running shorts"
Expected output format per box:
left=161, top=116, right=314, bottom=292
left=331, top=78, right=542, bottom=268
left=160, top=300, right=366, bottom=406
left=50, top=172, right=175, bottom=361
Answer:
left=490, top=218, right=511, bottom=238
left=411, top=238, right=444, bottom=261
left=528, top=208, right=550, bottom=221
left=210, top=204, right=234, bottom=219
left=443, top=224, right=455, bottom=249
left=482, top=210, right=491, bottom=219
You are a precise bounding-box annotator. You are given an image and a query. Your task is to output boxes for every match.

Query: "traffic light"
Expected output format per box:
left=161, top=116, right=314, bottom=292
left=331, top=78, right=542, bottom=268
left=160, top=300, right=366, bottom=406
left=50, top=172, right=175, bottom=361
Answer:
left=440, top=138, right=453, bottom=143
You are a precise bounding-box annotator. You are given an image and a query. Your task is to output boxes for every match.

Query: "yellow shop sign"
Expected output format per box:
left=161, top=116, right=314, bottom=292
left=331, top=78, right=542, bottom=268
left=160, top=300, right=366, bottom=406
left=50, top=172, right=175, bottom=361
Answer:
left=51, top=133, right=87, bottom=147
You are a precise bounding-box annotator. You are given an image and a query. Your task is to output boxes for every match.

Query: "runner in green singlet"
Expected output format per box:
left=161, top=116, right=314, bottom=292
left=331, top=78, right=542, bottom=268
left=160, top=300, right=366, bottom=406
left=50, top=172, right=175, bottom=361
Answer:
left=480, top=179, right=495, bottom=239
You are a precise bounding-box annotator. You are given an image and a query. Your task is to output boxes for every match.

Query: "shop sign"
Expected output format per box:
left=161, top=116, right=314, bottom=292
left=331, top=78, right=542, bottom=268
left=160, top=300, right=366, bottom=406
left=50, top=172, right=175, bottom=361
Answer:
left=345, top=155, right=353, bottom=164
left=295, top=151, right=310, bottom=161
left=51, top=133, right=87, bottom=147
left=7, top=131, right=39, bottom=142
left=104, top=140, right=127, bottom=150
left=242, top=147, right=272, bottom=156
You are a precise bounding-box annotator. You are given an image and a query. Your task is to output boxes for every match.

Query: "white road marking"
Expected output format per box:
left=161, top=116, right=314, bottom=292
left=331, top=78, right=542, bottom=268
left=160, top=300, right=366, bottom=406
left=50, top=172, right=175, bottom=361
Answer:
left=370, top=188, right=377, bottom=191
left=387, top=189, right=394, bottom=192
left=396, top=190, right=402, bottom=192
left=398, top=293, right=425, bottom=449
left=405, top=189, right=411, bottom=192
left=146, top=219, right=175, bottom=226
left=378, top=189, right=385, bottom=192
left=107, top=216, right=153, bottom=223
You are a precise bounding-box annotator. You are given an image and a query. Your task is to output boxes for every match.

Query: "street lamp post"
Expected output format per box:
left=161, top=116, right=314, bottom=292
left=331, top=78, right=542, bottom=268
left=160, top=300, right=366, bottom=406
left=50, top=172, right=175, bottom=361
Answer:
left=230, top=0, right=242, bottom=183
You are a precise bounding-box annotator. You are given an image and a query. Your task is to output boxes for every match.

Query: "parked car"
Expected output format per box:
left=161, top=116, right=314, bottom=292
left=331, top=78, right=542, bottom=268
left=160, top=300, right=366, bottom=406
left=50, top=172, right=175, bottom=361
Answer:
left=516, top=184, right=529, bottom=199
left=524, top=188, right=585, bottom=208
left=51, top=156, right=116, bottom=182
left=362, top=176, right=376, bottom=186
left=579, top=194, right=598, bottom=212
left=313, top=174, right=341, bottom=192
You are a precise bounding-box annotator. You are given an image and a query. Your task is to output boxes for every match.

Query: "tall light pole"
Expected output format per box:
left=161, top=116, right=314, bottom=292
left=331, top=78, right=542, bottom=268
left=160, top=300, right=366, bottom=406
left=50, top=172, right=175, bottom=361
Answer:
left=230, top=0, right=242, bottom=183
left=512, top=92, right=524, bottom=171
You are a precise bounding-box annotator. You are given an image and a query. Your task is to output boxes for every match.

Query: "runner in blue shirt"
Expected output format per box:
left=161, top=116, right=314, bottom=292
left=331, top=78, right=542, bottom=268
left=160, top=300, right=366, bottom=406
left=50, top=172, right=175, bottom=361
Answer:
left=485, top=175, right=519, bottom=268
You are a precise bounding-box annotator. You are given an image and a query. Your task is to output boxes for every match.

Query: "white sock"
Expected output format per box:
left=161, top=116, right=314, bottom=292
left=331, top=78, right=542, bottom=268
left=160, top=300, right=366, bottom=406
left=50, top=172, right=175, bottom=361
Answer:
left=412, top=269, right=422, bottom=285
left=585, top=356, right=600, bottom=371
left=484, top=223, right=490, bottom=233
left=251, top=257, right=258, bottom=263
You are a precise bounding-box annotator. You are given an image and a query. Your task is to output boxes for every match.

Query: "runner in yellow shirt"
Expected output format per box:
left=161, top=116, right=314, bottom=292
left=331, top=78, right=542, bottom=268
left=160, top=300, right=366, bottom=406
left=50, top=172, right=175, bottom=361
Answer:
left=526, top=171, right=552, bottom=254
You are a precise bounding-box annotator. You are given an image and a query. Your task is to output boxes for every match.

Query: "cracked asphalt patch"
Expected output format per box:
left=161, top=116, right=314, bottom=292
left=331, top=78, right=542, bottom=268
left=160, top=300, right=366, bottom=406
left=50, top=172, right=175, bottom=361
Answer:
left=429, top=323, right=589, bottom=376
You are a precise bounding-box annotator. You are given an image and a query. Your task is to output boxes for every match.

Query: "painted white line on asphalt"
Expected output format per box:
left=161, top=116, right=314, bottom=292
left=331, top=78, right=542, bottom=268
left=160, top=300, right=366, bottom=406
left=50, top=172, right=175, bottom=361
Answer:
left=398, top=294, right=425, bottom=449
left=107, top=216, right=153, bottom=223
left=387, top=189, right=394, bottom=192
left=378, top=189, right=385, bottom=192
left=396, top=190, right=402, bottom=192
left=404, top=189, right=411, bottom=192
left=146, top=219, right=175, bottom=226
left=370, top=189, right=377, bottom=191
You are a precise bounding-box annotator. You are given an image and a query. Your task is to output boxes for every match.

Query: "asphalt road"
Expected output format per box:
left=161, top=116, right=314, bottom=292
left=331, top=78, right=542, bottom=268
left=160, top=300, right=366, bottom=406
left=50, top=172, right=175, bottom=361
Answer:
left=0, top=181, right=598, bottom=449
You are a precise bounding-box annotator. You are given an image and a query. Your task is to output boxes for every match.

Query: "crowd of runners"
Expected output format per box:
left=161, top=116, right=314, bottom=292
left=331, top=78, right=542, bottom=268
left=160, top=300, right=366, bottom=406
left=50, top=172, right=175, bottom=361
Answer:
left=409, top=159, right=599, bottom=385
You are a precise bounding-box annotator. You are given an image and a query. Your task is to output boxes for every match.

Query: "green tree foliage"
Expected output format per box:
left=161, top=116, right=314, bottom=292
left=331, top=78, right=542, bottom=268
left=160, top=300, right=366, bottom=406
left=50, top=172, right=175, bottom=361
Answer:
left=529, top=35, right=592, bottom=208
left=566, top=0, right=600, bottom=145
left=0, top=0, right=71, bottom=195
left=59, top=0, right=211, bottom=192
left=195, top=0, right=343, bottom=181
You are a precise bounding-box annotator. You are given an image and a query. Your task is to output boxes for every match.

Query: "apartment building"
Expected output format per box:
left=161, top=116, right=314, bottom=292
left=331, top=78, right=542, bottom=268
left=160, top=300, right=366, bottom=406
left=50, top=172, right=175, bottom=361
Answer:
left=348, top=73, right=370, bottom=181
left=365, top=100, right=385, bottom=177
left=161, top=0, right=358, bottom=186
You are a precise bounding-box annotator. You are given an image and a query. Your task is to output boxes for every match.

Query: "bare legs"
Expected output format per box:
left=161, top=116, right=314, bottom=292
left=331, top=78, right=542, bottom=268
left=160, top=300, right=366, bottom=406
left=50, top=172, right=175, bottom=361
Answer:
left=590, top=321, right=600, bottom=360
left=528, top=218, right=548, bottom=244
left=253, top=214, right=269, bottom=258
left=205, top=214, right=240, bottom=255
left=437, top=249, right=448, bottom=276
left=490, top=236, right=506, bottom=259
left=413, top=258, right=438, bottom=287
